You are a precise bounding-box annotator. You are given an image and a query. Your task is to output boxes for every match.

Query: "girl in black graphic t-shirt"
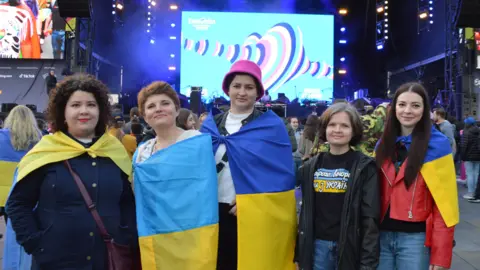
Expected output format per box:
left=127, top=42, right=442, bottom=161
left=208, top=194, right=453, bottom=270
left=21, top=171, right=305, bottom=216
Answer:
left=295, top=102, right=380, bottom=270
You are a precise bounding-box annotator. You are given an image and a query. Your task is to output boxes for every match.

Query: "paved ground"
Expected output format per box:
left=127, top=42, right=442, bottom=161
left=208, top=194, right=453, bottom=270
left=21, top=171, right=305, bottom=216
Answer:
left=0, top=184, right=478, bottom=269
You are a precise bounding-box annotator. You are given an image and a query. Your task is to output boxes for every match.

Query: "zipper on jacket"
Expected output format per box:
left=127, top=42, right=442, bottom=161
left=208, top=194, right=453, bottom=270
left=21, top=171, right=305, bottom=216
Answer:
left=408, top=177, right=419, bottom=219
left=381, top=167, right=392, bottom=186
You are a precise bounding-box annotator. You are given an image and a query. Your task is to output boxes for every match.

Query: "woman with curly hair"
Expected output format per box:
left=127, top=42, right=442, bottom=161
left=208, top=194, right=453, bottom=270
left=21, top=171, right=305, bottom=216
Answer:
left=6, top=74, right=139, bottom=270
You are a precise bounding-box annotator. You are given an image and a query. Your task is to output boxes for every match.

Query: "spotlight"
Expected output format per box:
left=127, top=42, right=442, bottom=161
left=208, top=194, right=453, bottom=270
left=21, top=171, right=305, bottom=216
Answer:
left=168, top=66, right=176, bottom=71
left=148, top=5, right=151, bottom=9
left=171, top=23, right=176, bottom=27
left=170, top=54, right=175, bottom=58
left=147, top=29, right=150, bottom=33
left=377, top=6, right=384, bottom=13
left=340, top=57, right=346, bottom=62
left=151, top=1, right=156, bottom=6
left=147, top=23, right=150, bottom=27
left=116, top=3, right=123, bottom=10
left=170, top=4, right=178, bottom=10
left=339, top=39, right=347, bottom=44
left=150, top=39, right=155, bottom=44
left=338, top=69, right=347, bottom=74
left=170, top=36, right=177, bottom=40
left=112, top=11, right=116, bottom=15
left=148, top=17, right=151, bottom=21
left=340, top=27, right=346, bottom=32
left=377, top=44, right=384, bottom=50
left=148, top=11, right=151, bottom=15
left=339, top=8, right=348, bottom=15
left=419, top=12, right=428, bottom=19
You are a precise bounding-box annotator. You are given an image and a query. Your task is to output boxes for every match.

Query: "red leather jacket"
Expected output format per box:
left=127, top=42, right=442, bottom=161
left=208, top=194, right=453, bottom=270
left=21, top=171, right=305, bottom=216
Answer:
left=380, top=159, right=454, bottom=268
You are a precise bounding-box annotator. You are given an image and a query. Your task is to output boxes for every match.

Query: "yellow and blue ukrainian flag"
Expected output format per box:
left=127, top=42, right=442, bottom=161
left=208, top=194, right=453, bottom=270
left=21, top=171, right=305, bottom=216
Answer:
left=397, top=127, right=459, bottom=227
left=0, top=129, right=29, bottom=207
left=133, top=134, right=219, bottom=269
left=201, top=110, right=297, bottom=270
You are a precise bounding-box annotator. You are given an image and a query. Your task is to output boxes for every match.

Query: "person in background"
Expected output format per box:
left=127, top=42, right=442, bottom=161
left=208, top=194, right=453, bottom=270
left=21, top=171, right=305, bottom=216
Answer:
left=0, top=118, right=4, bottom=129
left=192, top=113, right=201, bottom=130
left=295, top=102, right=380, bottom=270
left=290, top=117, right=303, bottom=173
left=433, top=107, right=456, bottom=154
left=297, top=115, right=318, bottom=162
left=45, top=70, right=57, bottom=96
left=36, top=118, right=48, bottom=135
left=376, top=82, right=458, bottom=270
left=130, top=119, right=144, bottom=146
left=1, top=105, right=42, bottom=270
left=459, top=116, right=480, bottom=200
left=6, top=74, right=138, bottom=270
left=123, top=107, right=141, bottom=134
left=261, top=90, right=272, bottom=103
left=289, top=116, right=301, bottom=144
left=199, top=112, right=209, bottom=127
left=176, top=108, right=196, bottom=130
left=108, top=112, right=137, bottom=159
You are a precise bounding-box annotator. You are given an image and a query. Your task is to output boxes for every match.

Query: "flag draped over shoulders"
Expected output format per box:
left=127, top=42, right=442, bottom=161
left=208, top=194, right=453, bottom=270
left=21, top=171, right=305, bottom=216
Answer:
left=133, top=134, right=219, bottom=270
left=0, top=129, right=29, bottom=206
left=398, top=127, right=459, bottom=227
left=17, top=131, right=132, bottom=182
left=0, top=128, right=32, bottom=270
left=201, top=110, right=297, bottom=270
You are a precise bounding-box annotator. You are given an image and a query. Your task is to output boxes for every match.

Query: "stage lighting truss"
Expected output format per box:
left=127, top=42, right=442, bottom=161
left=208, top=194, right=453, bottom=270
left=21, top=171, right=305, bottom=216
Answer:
left=418, top=0, right=434, bottom=33
left=146, top=0, right=156, bottom=42
left=338, top=11, right=348, bottom=75
left=375, top=0, right=388, bottom=50
left=113, top=0, right=124, bottom=23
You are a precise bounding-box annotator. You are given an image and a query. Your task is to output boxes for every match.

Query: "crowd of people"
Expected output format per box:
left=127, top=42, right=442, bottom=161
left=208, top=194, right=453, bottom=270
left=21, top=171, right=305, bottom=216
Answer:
left=0, top=59, right=470, bottom=270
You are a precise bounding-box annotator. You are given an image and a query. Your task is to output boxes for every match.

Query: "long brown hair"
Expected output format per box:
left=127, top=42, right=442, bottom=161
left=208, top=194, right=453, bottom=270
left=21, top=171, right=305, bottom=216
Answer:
left=303, top=115, right=319, bottom=142
left=375, top=82, right=432, bottom=189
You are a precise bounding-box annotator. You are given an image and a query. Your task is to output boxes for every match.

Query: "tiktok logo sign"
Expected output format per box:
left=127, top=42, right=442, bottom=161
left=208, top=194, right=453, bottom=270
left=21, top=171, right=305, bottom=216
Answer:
left=19, top=74, right=35, bottom=79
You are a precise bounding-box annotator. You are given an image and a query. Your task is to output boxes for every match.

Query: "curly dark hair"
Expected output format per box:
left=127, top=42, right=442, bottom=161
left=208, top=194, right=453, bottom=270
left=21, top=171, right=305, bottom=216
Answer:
left=46, top=73, right=111, bottom=136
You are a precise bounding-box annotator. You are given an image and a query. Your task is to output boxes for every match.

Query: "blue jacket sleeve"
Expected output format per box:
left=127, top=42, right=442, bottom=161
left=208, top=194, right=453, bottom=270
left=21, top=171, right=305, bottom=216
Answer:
left=6, top=168, right=45, bottom=254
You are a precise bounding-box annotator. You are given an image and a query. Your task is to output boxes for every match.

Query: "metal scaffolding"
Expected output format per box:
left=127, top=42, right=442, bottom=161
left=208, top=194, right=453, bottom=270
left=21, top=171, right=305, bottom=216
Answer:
left=442, top=0, right=462, bottom=119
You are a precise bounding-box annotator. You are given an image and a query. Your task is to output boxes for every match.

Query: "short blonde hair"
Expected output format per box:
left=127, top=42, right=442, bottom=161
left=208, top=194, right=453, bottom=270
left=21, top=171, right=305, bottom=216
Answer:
left=318, top=102, right=363, bottom=146
left=4, top=105, right=41, bottom=150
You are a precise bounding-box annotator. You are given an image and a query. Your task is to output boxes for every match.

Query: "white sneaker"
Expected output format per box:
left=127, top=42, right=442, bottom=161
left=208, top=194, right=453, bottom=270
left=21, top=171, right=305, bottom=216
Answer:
left=40, top=38, right=44, bottom=45
left=463, top=194, right=474, bottom=199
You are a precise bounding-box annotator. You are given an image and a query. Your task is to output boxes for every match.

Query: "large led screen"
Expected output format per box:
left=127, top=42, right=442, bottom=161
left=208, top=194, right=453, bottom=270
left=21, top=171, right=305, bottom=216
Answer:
left=0, top=0, right=73, bottom=59
left=180, top=11, right=334, bottom=102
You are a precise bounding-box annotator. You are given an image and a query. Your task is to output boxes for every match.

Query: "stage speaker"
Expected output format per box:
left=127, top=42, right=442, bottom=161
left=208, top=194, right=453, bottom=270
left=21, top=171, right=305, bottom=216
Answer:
left=57, top=0, right=91, bottom=18
left=26, top=104, right=37, bottom=113
left=1, top=103, right=17, bottom=113
left=190, top=87, right=203, bottom=115
left=457, top=0, right=480, bottom=28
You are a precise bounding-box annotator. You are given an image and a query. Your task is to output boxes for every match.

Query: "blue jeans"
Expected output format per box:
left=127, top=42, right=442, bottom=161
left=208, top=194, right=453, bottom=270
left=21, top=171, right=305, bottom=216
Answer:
left=313, top=239, right=338, bottom=270
left=51, top=30, right=65, bottom=57
left=464, top=161, right=480, bottom=193
left=378, top=231, right=430, bottom=270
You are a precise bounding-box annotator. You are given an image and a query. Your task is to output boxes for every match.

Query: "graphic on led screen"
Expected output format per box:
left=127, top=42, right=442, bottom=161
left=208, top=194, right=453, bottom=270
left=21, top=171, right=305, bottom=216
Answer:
left=0, top=0, right=73, bottom=59
left=181, top=12, right=334, bottom=101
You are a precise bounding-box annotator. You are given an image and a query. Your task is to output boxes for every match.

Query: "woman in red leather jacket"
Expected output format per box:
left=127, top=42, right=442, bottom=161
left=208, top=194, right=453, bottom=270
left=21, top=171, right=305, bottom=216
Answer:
left=375, top=82, right=459, bottom=270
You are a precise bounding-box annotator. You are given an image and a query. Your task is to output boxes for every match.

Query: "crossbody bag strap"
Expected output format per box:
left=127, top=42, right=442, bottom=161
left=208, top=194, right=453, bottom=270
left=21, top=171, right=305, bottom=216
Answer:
left=63, top=160, right=111, bottom=240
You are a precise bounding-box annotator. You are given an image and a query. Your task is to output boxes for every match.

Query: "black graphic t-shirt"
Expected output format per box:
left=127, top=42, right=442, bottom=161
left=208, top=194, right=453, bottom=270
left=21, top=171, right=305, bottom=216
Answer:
left=314, top=150, right=356, bottom=241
